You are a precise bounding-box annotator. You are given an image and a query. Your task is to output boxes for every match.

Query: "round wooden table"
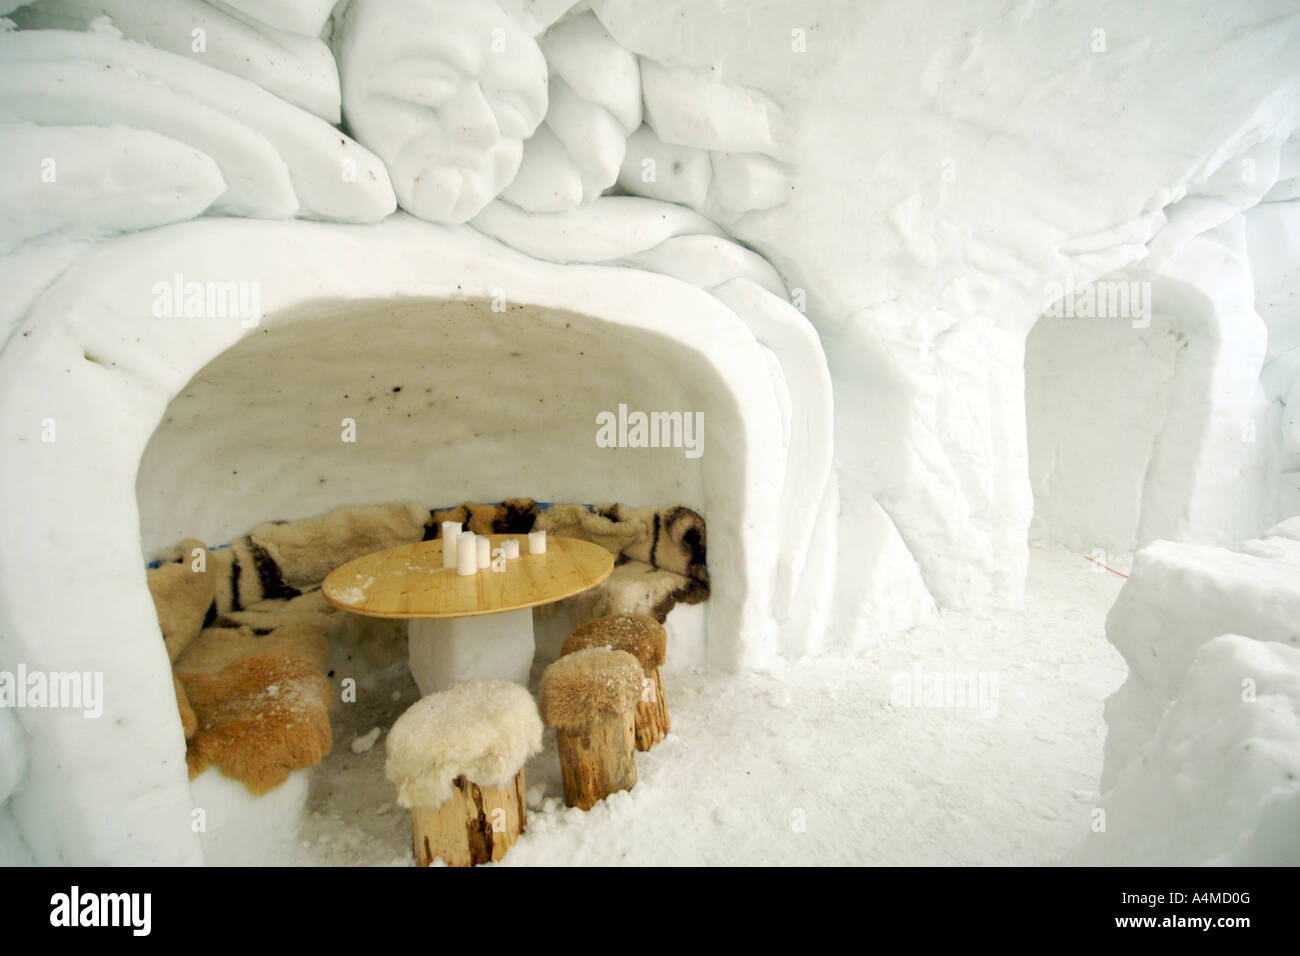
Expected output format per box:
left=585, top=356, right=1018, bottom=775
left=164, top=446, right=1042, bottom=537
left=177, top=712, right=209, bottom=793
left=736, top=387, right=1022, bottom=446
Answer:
left=321, top=534, right=614, bottom=694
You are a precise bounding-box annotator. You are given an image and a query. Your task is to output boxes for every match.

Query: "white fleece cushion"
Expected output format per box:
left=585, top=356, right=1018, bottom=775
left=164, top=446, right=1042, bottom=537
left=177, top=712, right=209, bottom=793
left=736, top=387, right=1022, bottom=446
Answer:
left=385, top=679, right=542, bottom=808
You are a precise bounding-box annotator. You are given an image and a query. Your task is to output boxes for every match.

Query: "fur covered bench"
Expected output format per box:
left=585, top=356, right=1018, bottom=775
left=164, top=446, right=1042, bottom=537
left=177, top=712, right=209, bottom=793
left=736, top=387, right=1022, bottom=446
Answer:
left=146, top=498, right=709, bottom=796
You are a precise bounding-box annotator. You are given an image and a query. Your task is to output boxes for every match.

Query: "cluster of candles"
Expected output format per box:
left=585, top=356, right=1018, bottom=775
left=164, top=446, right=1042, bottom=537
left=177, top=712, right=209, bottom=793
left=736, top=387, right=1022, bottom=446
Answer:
left=440, top=521, right=547, bottom=576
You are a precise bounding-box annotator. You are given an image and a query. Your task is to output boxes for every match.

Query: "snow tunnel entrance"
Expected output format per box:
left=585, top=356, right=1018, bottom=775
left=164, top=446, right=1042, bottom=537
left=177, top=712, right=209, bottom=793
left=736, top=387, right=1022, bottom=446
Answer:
left=1024, top=276, right=1221, bottom=559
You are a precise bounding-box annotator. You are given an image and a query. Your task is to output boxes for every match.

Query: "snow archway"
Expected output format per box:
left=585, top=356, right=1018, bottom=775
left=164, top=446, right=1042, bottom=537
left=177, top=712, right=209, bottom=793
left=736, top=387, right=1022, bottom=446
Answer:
left=1026, top=232, right=1272, bottom=557
left=0, top=214, right=788, bottom=864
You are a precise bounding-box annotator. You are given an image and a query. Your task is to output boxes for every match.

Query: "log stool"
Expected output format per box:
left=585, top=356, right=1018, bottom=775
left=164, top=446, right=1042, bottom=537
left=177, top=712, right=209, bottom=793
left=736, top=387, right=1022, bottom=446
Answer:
left=563, top=614, right=669, bottom=750
left=385, top=679, right=542, bottom=867
left=539, top=647, right=643, bottom=810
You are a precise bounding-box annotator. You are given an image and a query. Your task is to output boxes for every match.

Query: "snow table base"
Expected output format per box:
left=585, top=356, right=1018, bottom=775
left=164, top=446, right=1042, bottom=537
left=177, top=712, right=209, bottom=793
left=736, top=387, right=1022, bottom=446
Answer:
left=407, top=609, right=535, bottom=695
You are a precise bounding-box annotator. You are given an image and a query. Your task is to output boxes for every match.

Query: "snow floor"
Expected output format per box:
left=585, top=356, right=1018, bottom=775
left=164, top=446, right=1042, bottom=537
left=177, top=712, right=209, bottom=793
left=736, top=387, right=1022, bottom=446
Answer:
left=272, top=544, right=1126, bottom=866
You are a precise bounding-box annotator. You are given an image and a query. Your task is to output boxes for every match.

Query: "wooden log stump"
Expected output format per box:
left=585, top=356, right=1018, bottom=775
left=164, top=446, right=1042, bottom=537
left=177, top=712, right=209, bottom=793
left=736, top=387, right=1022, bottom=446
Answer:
left=409, top=769, right=526, bottom=867
left=385, top=679, right=543, bottom=867
left=555, top=710, right=637, bottom=811
left=562, top=614, right=669, bottom=751
left=635, top=666, right=670, bottom=750
left=540, top=647, right=644, bottom=809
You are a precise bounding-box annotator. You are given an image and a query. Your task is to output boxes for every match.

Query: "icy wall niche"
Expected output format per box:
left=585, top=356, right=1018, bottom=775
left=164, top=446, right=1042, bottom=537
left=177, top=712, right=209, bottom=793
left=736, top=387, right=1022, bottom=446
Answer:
left=0, top=214, right=804, bottom=863
left=1026, top=227, right=1273, bottom=556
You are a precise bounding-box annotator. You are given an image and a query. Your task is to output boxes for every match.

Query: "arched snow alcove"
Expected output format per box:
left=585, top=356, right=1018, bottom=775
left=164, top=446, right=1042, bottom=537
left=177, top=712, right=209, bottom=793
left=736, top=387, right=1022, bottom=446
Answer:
left=0, top=214, right=791, bottom=864
left=1026, top=234, right=1272, bottom=556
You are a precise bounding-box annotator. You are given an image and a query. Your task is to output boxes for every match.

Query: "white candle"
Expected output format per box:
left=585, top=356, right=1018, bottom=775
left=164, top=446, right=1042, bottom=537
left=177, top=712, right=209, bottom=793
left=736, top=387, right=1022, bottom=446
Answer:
left=528, top=529, right=547, bottom=554
left=476, top=535, right=490, bottom=569
left=504, top=538, right=520, bottom=559
left=441, top=522, right=461, bottom=569
left=457, top=531, right=477, bottom=576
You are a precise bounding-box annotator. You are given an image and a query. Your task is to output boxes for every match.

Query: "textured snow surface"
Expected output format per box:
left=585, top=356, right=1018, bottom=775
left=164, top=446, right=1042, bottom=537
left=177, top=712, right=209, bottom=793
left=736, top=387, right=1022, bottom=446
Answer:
left=1077, top=635, right=1300, bottom=865
left=14, top=0, right=343, bottom=121
left=270, top=547, right=1123, bottom=866
left=0, top=124, right=224, bottom=247
left=0, top=29, right=395, bottom=223
left=1100, top=522, right=1300, bottom=788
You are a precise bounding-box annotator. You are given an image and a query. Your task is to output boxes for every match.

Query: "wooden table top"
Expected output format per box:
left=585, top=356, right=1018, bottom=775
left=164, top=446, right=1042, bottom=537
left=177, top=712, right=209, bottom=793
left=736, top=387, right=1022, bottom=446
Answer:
left=320, top=534, right=614, bottom=620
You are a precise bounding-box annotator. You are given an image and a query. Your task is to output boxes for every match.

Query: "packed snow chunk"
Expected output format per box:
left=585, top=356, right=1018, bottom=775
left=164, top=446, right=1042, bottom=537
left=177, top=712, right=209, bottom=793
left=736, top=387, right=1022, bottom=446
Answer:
left=543, top=76, right=628, bottom=201
left=1101, top=528, right=1300, bottom=787
left=190, top=766, right=311, bottom=866
left=711, top=277, right=834, bottom=619
left=1076, top=635, right=1300, bottom=866
left=639, top=57, right=783, bottom=155
left=502, top=65, right=633, bottom=213
left=0, top=30, right=394, bottom=222
left=338, top=0, right=547, bottom=224
left=0, top=124, right=224, bottom=246
left=495, top=0, right=576, bottom=36
left=710, top=151, right=790, bottom=213
left=14, top=0, right=342, bottom=122
left=0, top=58, right=296, bottom=219
left=386, top=680, right=542, bottom=808
left=615, top=233, right=788, bottom=299
left=351, top=726, right=381, bottom=754
left=617, top=124, right=713, bottom=209
left=501, top=124, right=584, bottom=213
left=539, top=10, right=641, bottom=133
left=218, top=0, right=337, bottom=38
left=472, top=194, right=724, bottom=263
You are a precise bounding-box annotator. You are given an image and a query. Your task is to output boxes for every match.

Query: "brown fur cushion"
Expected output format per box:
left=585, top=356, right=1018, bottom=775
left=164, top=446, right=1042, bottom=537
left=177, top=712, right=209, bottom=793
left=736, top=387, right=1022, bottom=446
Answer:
left=567, top=559, right=708, bottom=624
left=431, top=498, right=540, bottom=537
left=248, top=501, right=431, bottom=590
left=181, top=652, right=333, bottom=795
left=216, top=589, right=336, bottom=634
left=173, top=673, right=197, bottom=740
left=539, top=647, right=644, bottom=731
left=147, top=539, right=217, bottom=662
left=562, top=614, right=667, bottom=672
left=174, top=623, right=331, bottom=676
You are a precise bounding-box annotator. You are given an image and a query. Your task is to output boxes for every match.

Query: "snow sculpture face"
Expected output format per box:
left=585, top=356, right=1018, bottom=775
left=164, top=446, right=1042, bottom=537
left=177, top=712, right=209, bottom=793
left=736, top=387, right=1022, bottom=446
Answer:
left=338, top=0, right=548, bottom=224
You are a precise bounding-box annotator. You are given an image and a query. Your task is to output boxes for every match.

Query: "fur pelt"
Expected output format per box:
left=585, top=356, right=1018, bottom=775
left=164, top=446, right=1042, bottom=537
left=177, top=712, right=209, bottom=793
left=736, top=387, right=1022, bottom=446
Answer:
left=147, top=539, right=218, bottom=662
left=174, top=673, right=197, bottom=739
left=215, top=588, right=336, bottom=635
left=181, top=652, right=333, bottom=794
left=248, top=501, right=431, bottom=590
left=430, top=498, right=540, bottom=537
left=539, top=647, right=644, bottom=731
left=534, top=503, right=651, bottom=556
left=566, top=558, right=708, bottom=625
left=619, top=505, right=709, bottom=585
left=385, top=679, right=543, bottom=809
left=174, top=623, right=331, bottom=676
left=562, top=614, right=667, bottom=672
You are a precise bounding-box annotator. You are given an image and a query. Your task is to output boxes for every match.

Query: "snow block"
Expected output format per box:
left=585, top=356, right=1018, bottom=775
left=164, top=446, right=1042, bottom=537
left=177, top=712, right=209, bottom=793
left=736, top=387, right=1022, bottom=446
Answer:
left=0, top=124, right=225, bottom=246
left=1077, top=634, right=1300, bottom=865
left=1101, top=525, right=1300, bottom=787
